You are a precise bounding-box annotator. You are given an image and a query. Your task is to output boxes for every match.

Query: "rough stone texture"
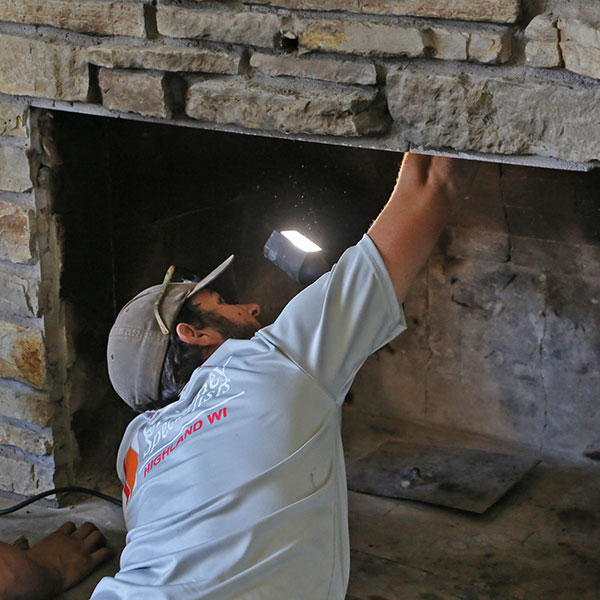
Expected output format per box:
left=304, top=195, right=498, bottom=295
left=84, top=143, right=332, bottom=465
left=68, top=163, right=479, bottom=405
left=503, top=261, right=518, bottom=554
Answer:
left=250, top=52, right=377, bottom=85
left=561, top=40, right=600, bottom=79
left=0, top=146, right=31, bottom=193
left=0, top=201, right=33, bottom=264
left=157, top=6, right=281, bottom=48
left=0, top=96, right=28, bottom=138
left=387, top=65, right=600, bottom=163
left=88, top=44, right=240, bottom=74
left=299, top=20, right=424, bottom=56
left=0, top=271, right=40, bottom=317
left=0, top=0, right=146, bottom=37
left=0, top=319, right=46, bottom=389
left=0, top=383, right=53, bottom=427
left=0, top=446, right=53, bottom=494
left=525, top=14, right=562, bottom=68
left=526, top=40, right=563, bottom=68
left=186, top=75, right=391, bottom=136
left=98, top=69, right=170, bottom=119
left=246, top=0, right=522, bottom=24
left=425, top=26, right=511, bottom=64
left=0, top=33, right=88, bottom=101
left=0, top=417, right=52, bottom=455
left=469, top=30, right=512, bottom=64
left=428, top=27, right=468, bottom=61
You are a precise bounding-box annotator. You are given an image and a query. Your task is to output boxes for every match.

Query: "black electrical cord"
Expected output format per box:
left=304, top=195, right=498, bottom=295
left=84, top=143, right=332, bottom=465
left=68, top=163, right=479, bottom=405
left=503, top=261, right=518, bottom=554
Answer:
left=0, top=487, right=122, bottom=515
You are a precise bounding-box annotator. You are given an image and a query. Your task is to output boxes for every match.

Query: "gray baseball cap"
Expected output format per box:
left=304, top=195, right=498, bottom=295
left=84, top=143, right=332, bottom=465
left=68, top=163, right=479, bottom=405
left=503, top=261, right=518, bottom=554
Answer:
left=107, top=256, right=234, bottom=412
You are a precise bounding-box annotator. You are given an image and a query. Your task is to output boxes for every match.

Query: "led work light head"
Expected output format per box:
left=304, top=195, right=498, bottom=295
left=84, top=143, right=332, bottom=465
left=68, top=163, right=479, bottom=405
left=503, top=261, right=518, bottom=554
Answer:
left=264, top=229, right=330, bottom=285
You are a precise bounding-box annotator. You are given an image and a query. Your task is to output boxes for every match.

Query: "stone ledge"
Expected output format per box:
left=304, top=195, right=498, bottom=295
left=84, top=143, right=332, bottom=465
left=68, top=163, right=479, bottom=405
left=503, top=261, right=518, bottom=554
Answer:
left=245, top=0, right=521, bottom=24
left=98, top=69, right=171, bottom=119
left=157, top=6, right=282, bottom=48
left=185, top=75, right=391, bottom=136
left=0, top=146, right=31, bottom=194
left=0, top=33, right=88, bottom=101
left=0, top=318, right=46, bottom=389
left=0, top=200, right=33, bottom=263
left=250, top=52, right=377, bottom=85
left=387, top=64, right=600, bottom=164
left=0, top=0, right=146, bottom=37
left=0, top=445, right=53, bottom=494
left=0, top=416, right=53, bottom=455
left=89, top=43, right=240, bottom=74
left=298, top=20, right=424, bottom=57
left=0, top=96, right=28, bottom=138
left=0, top=382, right=53, bottom=427
left=0, top=270, right=40, bottom=317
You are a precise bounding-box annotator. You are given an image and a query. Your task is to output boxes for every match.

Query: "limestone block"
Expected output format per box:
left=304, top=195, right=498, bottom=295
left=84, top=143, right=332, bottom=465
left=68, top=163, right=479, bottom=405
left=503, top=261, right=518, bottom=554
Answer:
left=526, top=13, right=559, bottom=43
left=558, top=7, right=600, bottom=48
left=0, top=146, right=31, bottom=193
left=157, top=6, right=281, bottom=48
left=386, top=65, right=600, bottom=163
left=0, top=33, right=88, bottom=101
left=98, top=69, right=169, bottom=119
left=526, top=40, right=562, bottom=68
left=0, top=0, right=146, bottom=37
left=561, top=41, right=600, bottom=80
left=0, top=97, right=28, bottom=138
left=0, top=417, right=52, bottom=455
left=88, top=44, right=240, bottom=74
left=250, top=52, right=377, bottom=85
left=247, top=0, right=521, bottom=24
left=525, top=14, right=561, bottom=68
left=186, top=75, right=391, bottom=136
left=468, top=31, right=511, bottom=64
left=0, top=383, right=53, bottom=427
left=0, top=201, right=32, bottom=264
left=0, top=446, right=53, bottom=494
left=299, top=20, right=424, bottom=56
left=0, top=319, right=46, bottom=389
left=0, top=271, right=40, bottom=317
left=428, top=28, right=468, bottom=61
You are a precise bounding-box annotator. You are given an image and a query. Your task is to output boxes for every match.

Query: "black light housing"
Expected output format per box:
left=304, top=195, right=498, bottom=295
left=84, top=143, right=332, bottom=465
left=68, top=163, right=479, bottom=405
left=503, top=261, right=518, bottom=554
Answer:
left=264, top=230, right=330, bottom=285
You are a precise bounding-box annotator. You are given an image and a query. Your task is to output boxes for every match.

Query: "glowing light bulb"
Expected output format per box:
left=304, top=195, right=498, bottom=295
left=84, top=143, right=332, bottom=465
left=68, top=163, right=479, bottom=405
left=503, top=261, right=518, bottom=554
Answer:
left=280, top=230, right=322, bottom=253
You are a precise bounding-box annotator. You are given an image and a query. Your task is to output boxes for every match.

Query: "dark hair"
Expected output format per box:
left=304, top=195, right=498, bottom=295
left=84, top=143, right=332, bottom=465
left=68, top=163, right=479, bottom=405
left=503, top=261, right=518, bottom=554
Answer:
left=159, top=296, right=243, bottom=405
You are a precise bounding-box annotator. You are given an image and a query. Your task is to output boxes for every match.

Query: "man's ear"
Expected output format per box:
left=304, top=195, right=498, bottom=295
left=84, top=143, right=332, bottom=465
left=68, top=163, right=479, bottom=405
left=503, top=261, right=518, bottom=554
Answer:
left=175, top=323, right=220, bottom=347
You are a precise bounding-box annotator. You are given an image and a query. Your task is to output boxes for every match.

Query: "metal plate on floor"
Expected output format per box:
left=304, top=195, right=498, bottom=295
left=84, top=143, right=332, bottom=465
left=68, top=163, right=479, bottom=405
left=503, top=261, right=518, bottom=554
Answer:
left=346, top=441, right=540, bottom=513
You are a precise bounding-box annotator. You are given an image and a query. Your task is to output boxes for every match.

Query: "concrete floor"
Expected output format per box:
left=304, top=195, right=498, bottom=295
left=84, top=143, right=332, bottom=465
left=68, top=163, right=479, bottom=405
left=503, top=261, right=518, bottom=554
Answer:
left=0, top=410, right=598, bottom=599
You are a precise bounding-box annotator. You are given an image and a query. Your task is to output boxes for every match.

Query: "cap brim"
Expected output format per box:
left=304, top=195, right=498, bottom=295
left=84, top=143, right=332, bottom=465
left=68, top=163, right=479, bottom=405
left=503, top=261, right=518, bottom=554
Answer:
left=188, top=254, right=234, bottom=297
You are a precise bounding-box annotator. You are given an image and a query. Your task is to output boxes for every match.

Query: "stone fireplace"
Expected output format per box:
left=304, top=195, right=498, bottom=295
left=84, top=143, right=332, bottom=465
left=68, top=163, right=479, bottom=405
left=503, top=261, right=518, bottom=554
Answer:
left=0, top=0, right=599, bottom=501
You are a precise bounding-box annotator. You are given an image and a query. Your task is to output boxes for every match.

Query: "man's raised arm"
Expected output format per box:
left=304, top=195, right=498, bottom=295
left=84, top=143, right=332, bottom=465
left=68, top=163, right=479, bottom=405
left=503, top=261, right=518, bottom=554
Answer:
left=368, top=153, right=479, bottom=303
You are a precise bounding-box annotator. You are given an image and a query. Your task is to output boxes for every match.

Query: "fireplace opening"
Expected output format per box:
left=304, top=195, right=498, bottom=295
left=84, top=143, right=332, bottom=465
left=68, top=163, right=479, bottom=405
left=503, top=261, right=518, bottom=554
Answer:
left=46, top=110, right=400, bottom=491
left=23, top=108, right=600, bottom=596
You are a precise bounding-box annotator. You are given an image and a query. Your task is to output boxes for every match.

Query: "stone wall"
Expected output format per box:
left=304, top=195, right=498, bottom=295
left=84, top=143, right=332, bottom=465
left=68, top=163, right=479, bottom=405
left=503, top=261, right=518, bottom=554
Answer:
left=351, top=162, right=600, bottom=459
left=0, top=0, right=600, bottom=493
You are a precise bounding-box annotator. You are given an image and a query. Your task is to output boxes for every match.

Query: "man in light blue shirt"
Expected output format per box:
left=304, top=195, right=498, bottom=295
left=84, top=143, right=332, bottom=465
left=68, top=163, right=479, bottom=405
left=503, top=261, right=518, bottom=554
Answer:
left=90, top=153, right=478, bottom=599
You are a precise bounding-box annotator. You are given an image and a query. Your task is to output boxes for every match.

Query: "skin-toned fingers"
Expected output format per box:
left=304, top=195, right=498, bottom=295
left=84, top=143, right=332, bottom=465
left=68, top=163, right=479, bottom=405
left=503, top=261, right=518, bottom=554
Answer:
left=72, top=522, right=98, bottom=540
left=58, top=522, right=77, bottom=535
left=82, top=530, right=107, bottom=554
left=89, top=546, right=114, bottom=570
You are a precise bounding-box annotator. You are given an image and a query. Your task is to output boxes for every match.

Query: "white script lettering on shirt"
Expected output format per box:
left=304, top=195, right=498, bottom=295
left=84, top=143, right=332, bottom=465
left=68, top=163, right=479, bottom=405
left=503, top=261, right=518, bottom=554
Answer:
left=141, top=357, right=236, bottom=459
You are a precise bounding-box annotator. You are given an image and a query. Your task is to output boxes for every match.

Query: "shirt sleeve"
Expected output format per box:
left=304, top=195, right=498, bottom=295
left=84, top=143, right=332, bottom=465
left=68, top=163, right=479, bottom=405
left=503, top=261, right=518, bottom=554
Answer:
left=258, top=234, right=407, bottom=403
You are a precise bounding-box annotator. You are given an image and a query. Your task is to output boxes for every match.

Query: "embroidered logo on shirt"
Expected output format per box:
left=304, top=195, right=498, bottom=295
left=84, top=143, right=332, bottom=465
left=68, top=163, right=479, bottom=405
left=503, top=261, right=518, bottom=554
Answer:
left=123, top=437, right=139, bottom=504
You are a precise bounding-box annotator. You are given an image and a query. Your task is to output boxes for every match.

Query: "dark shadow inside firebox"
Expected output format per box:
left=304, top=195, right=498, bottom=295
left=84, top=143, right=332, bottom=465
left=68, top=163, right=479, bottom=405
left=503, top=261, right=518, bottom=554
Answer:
left=50, top=111, right=401, bottom=492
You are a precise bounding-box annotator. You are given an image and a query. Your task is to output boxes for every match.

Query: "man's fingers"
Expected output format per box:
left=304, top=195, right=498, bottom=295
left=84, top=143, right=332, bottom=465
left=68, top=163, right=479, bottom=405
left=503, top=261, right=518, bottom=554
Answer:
left=89, top=546, right=114, bottom=569
left=58, top=522, right=77, bottom=535
left=73, top=521, right=98, bottom=540
left=82, top=530, right=107, bottom=554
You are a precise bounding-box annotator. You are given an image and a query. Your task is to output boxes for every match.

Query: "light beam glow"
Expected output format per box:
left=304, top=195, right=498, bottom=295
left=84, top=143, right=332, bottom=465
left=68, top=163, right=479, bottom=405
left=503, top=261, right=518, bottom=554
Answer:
left=281, top=230, right=322, bottom=253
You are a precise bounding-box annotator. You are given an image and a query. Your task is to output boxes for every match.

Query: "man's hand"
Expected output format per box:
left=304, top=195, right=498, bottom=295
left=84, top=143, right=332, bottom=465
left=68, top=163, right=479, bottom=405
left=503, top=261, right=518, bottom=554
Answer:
left=0, top=522, right=113, bottom=600
left=367, top=153, right=479, bottom=303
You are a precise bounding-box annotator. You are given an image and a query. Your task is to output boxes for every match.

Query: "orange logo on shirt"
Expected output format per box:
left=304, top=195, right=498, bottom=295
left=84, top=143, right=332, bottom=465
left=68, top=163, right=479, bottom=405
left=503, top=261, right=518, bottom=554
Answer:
left=123, top=445, right=138, bottom=504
